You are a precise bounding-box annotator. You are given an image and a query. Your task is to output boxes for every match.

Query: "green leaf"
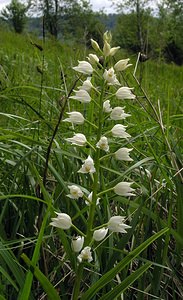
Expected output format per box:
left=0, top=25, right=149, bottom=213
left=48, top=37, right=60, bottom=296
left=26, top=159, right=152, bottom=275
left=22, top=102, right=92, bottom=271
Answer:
left=100, top=156, right=154, bottom=186
left=100, top=262, right=152, bottom=300
left=18, top=164, right=52, bottom=300
left=0, top=239, right=25, bottom=290
left=0, top=265, right=18, bottom=291
left=81, top=227, right=169, bottom=300
left=21, top=254, right=60, bottom=300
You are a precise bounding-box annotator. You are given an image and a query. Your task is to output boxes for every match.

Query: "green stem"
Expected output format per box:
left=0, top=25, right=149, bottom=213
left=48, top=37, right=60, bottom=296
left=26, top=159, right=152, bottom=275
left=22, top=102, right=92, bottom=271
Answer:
left=72, top=72, right=107, bottom=299
left=85, top=118, right=98, bottom=129
left=72, top=225, right=86, bottom=237
left=72, top=263, right=84, bottom=300
left=85, top=81, right=106, bottom=245
left=99, top=152, right=113, bottom=161
left=97, top=187, right=113, bottom=197
left=92, top=223, right=108, bottom=231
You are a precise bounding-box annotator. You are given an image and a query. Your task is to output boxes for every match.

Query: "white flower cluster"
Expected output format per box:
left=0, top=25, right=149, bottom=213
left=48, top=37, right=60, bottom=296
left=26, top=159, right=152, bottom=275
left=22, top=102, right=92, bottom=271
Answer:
left=50, top=212, right=131, bottom=263
left=50, top=31, right=137, bottom=264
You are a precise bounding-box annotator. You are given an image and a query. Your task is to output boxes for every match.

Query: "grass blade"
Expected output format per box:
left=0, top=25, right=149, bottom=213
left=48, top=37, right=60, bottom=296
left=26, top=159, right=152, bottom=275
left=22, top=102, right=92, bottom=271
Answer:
left=100, top=262, right=152, bottom=300
left=21, top=253, right=60, bottom=300
left=81, top=227, right=169, bottom=300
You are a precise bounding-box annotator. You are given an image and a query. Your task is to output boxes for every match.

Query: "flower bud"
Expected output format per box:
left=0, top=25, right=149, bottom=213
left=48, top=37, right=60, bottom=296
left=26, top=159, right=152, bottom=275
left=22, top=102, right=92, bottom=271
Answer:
left=78, top=77, right=93, bottom=92
left=114, top=59, right=132, bottom=71
left=70, top=89, right=91, bottom=103
left=91, top=39, right=100, bottom=51
left=67, top=185, right=84, bottom=199
left=87, top=53, right=99, bottom=64
left=63, top=111, right=84, bottom=124
left=103, top=41, right=111, bottom=57
left=110, top=107, right=131, bottom=120
left=93, top=228, right=108, bottom=241
left=103, top=31, right=112, bottom=43
left=71, top=236, right=84, bottom=252
left=109, top=46, right=120, bottom=56
left=103, top=100, right=112, bottom=113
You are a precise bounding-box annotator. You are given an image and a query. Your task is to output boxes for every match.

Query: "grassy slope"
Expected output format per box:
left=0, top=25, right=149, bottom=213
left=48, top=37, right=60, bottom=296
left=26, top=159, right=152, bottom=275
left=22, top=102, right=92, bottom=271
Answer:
left=0, top=30, right=183, bottom=299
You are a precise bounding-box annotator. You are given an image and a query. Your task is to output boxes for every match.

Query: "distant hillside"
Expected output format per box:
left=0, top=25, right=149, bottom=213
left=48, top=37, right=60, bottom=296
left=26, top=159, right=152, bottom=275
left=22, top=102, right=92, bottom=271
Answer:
left=0, top=13, right=118, bottom=37
left=97, top=13, right=118, bottom=29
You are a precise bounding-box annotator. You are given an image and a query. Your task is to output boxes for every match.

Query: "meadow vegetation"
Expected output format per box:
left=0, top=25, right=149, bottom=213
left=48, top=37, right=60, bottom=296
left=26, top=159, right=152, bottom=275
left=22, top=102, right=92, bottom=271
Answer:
left=0, top=28, right=183, bottom=299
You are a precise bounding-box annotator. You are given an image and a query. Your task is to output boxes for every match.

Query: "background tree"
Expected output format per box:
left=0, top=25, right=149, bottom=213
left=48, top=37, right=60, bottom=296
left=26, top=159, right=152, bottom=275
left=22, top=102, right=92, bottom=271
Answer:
left=31, top=0, right=99, bottom=40
left=37, top=0, right=60, bottom=38
left=112, top=0, right=183, bottom=65
left=61, top=1, right=105, bottom=45
left=157, top=0, right=183, bottom=64
left=113, top=11, right=152, bottom=53
left=1, top=0, right=31, bottom=33
left=112, top=0, right=152, bottom=54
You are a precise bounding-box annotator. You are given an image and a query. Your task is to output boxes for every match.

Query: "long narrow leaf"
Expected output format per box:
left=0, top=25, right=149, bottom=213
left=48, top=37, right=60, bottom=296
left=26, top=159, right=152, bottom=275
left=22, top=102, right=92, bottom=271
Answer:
left=81, top=227, right=169, bottom=300
left=18, top=165, right=52, bottom=300
left=100, top=262, right=152, bottom=300
left=21, top=253, right=60, bottom=300
left=0, top=265, right=18, bottom=291
left=0, top=239, right=25, bottom=291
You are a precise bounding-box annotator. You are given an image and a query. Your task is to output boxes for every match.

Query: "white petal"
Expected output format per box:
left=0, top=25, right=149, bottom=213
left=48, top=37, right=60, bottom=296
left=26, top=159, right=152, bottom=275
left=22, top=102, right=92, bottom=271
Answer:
left=93, top=228, right=108, bottom=241
left=114, top=182, right=135, bottom=196
left=73, top=61, right=93, bottom=75
left=71, top=236, right=84, bottom=252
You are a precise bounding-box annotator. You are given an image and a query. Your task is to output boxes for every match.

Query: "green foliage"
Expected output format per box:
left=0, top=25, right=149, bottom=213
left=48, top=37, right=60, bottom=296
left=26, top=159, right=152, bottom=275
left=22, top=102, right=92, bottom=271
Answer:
left=0, top=29, right=183, bottom=299
left=0, top=0, right=30, bottom=33
left=159, top=1, right=183, bottom=64
left=113, top=0, right=183, bottom=65
left=60, top=8, right=105, bottom=46
left=31, top=0, right=103, bottom=41
left=81, top=228, right=168, bottom=300
left=113, top=12, right=152, bottom=52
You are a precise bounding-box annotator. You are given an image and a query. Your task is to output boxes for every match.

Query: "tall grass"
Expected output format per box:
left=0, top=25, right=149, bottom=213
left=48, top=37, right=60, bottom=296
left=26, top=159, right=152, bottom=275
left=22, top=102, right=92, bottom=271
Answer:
left=0, top=29, right=183, bottom=299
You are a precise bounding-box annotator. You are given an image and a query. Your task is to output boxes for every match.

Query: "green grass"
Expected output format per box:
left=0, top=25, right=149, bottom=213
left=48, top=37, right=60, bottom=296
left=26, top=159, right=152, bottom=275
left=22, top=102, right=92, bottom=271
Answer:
left=0, top=29, right=183, bottom=299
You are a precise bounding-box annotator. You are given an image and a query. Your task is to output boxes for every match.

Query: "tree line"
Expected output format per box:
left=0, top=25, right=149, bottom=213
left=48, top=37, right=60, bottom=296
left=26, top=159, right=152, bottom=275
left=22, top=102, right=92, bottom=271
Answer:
left=0, top=0, right=183, bottom=64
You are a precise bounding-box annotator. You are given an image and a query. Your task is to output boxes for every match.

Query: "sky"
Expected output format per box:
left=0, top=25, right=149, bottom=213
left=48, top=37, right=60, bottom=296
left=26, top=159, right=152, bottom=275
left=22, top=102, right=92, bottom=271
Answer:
left=90, top=0, right=116, bottom=14
left=0, top=0, right=161, bottom=14
left=0, top=0, right=116, bottom=14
